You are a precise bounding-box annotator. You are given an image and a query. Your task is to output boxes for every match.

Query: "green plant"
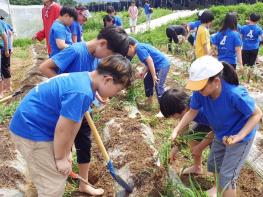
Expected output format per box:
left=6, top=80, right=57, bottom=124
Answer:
left=0, top=101, right=19, bottom=124
left=13, top=38, right=32, bottom=48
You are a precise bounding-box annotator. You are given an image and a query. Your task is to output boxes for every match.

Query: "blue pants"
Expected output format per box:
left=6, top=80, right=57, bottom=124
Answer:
left=144, top=66, right=170, bottom=102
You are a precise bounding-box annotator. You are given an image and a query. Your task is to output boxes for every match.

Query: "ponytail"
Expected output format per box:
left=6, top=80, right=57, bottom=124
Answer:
left=208, top=61, right=239, bottom=85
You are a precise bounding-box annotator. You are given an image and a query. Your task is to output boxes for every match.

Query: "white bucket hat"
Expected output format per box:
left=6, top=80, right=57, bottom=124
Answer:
left=185, top=55, right=223, bottom=91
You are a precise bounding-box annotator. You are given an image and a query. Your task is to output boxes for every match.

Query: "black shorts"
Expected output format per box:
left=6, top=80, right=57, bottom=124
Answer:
left=74, top=115, right=92, bottom=164
left=166, top=27, right=179, bottom=44
left=1, top=50, right=11, bottom=79
left=190, top=123, right=211, bottom=142
left=242, top=49, right=259, bottom=67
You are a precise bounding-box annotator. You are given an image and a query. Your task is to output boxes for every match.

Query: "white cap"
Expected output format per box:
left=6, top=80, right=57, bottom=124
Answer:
left=82, top=10, right=91, bottom=19
left=185, top=55, right=223, bottom=91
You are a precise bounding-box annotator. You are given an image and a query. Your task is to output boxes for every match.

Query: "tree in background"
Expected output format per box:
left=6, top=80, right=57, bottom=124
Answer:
left=60, top=0, right=77, bottom=6
left=10, top=0, right=42, bottom=5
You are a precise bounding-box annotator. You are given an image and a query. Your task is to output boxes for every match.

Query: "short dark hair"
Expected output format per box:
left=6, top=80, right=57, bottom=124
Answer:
left=250, top=13, right=260, bottom=22
left=103, top=15, right=114, bottom=27
left=200, top=10, right=214, bottom=24
left=60, top=6, right=78, bottom=21
left=159, top=89, right=189, bottom=118
left=106, top=6, right=115, bottom=14
left=131, top=0, right=135, bottom=4
left=97, top=26, right=129, bottom=57
left=97, top=55, right=133, bottom=88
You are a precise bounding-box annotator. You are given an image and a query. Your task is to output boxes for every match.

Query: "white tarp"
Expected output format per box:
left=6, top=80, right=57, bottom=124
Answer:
left=0, top=0, right=43, bottom=38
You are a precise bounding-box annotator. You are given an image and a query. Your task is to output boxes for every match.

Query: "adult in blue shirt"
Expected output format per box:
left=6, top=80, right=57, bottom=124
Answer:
left=172, top=56, right=262, bottom=197
left=106, top=6, right=123, bottom=27
left=240, top=13, right=263, bottom=67
left=49, top=7, right=77, bottom=57
left=127, top=38, right=170, bottom=117
left=211, top=13, right=243, bottom=69
left=39, top=26, right=130, bottom=196
left=9, top=55, right=133, bottom=197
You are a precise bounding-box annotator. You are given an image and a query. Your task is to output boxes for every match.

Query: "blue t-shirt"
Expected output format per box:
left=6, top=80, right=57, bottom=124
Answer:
left=188, top=20, right=201, bottom=31
left=240, top=24, right=263, bottom=50
left=144, top=4, right=151, bottom=15
left=190, top=80, right=256, bottom=142
left=114, top=15, right=123, bottom=27
left=70, top=21, right=83, bottom=42
left=211, top=29, right=242, bottom=65
left=0, top=21, right=13, bottom=50
left=49, top=20, right=73, bottom=57
left=10, top=72, right=95, bottom=141
left=52, top=42, right=100, bottom=74
left=136, top=43, right=170, bottom=70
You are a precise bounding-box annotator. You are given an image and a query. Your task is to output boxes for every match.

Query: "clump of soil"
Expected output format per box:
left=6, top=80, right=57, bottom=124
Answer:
left=0, top=165, right=26, bottom=188
left=0, top=126, right=16, bottom=162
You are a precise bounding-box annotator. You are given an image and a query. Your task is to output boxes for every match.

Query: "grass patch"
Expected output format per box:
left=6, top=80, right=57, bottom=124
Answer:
left=0, top=101, right=19, bottom=124
left=13, top=38, right=32, bottom=48
left=83, top=8, right=172, bottom=41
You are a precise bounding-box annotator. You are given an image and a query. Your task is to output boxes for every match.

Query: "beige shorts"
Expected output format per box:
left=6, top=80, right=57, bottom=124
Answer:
left=129, top=18, right=137, bottom=27
left=11, top=132, right=67, bottom=197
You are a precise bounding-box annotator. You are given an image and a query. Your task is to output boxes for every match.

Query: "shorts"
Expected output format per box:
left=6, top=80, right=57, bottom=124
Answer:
left=207, top=137, right=254, bottom=189
left=190, top=123, right=211, bottom=142
left=242, top=49, right=258, bottom=67
left=74, top=115, right=92, bottom=164
left=11, top=132, right=67, bottom=197
left=1, top=50, right=11, bottom=80
left=129, top=18, right=137, bottom=27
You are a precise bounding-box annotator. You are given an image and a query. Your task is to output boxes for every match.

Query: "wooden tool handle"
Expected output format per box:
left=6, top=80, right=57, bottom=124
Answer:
left=85, top=112, right=110, bottom=162
left=0, top=95, right=12, bottom=104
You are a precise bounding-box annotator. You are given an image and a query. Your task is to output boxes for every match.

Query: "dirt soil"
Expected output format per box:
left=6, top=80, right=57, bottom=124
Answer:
left=0, top=165, right=26, bottom=188
left=71, top=105, right=167, bottom=196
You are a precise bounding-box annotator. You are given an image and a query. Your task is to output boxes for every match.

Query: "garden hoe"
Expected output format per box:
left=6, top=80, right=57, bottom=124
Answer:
left=85, top=112, right=133, bottom=193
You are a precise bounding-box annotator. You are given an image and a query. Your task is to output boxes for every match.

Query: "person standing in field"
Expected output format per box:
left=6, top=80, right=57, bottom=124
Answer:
left=106, top=6, right=123, bottom=28
left=0, top=19, right=9, bottom=99
left=240, top=13, right=263, bottom=67
left=49, top=7, right=77, bottom=57
left=195, top=10, right=214, bottom=58
left=32, top=0, right=60, bottom=56
left=70, top=9, right=91, bottom=43
left=0, top=16, right=13, bottom=94
left=128, top=0, right=138, bottom=33
left=144, top=0, right=152, bottom=29
left=211, top=13, right=243, bottom=70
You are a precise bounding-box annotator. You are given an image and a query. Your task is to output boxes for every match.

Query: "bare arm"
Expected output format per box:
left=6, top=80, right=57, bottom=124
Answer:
left=226, top=105, right=262, bottom=144
left=235, top=46, right=243, bottom=69
left=172, top=109, right=199, bottom=140
left=72, top=35, right=77, bottom=43
left=39, top=59, right=58, bottom=78
left=55, top=39, right=68, bottom=50
left=145, top=57, right=158, bottom=85
left=53, top=116, right=81, bottom=175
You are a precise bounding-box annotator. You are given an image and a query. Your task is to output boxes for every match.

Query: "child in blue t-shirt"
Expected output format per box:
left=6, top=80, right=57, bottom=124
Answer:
left=160, top=89, right=213, bottom=175
left=240, top=13, right=263, bottom=67
left=49, top=7, right=77, bottom=57
left=144, top=0, right=152, bottom=29
left=106, top=6, right=123, bottom=27
left=127, top=38, right=170, bottom=117
left=39, top=26, right=129, bottom=195
left=0, top=17, right=13, bottom=94
left=9, top=55, right=133, bottom=196
left=172, top=56, right=262, bottom=197
left=211, top=13, right=243, bottom=69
